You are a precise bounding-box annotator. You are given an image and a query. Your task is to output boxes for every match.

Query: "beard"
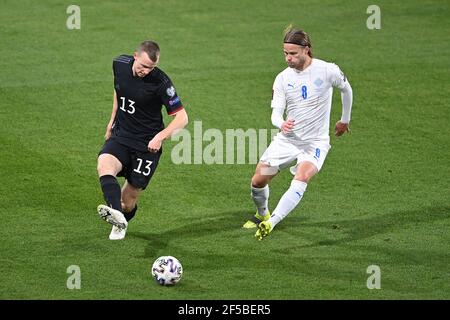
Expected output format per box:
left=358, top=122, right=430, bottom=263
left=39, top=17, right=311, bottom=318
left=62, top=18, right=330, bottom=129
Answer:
left=288, top=57, right=306, bottom=69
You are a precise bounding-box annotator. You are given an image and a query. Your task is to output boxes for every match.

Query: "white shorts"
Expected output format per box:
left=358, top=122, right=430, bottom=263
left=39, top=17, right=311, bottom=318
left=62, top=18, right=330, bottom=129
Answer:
left=259, top=133, right=331, bottom=175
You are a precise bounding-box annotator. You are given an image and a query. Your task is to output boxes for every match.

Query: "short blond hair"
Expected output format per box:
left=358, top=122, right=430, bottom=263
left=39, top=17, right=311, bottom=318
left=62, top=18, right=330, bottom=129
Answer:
left=136, top=40, right=160, bottom=62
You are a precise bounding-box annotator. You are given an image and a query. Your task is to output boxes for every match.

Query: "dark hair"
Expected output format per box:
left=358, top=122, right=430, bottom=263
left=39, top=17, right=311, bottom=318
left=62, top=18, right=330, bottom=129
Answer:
left=283, top=26, right=313, bottom=58
left=137, top=40, right=160, bottom=62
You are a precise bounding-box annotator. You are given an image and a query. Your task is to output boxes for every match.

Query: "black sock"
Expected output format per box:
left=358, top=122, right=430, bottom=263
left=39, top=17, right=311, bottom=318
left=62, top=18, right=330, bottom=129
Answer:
left=123, top=205, right=138, bottom=222
left=99, top=175, right=122, bottom=212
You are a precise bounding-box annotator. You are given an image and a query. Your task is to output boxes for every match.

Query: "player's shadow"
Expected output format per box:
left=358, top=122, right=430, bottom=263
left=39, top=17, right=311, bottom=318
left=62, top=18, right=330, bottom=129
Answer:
left=129, top=210, right=250, bottom=257
left=289, top=204, right=450, bottom=249
left=129, top=204, right=450, bottom=257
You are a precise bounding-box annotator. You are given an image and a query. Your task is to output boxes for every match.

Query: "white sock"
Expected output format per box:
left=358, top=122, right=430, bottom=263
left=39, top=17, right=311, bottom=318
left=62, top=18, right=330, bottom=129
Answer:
left=269, top=180, right=307, bottom=227
left=251, top=184, right=270, bottom=216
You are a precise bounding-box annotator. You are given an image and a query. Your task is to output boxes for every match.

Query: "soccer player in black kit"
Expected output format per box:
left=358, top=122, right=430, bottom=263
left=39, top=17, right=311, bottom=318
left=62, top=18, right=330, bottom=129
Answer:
left=97, top=40, right=188, bottom=240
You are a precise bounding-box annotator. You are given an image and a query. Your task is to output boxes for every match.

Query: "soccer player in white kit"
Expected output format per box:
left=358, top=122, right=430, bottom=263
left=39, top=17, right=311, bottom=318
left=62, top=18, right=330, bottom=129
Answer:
left=243, top=27, right=353, bottom=240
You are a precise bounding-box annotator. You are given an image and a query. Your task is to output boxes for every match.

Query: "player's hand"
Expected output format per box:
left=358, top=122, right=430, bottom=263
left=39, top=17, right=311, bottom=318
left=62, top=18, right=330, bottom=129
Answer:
left=281, top=119, right=295, bottom=135
left=335, top=121, right=350, bottom=137
left=104, top=124, right=112, bottom=140
left=148, top=135, right=163, bottom=153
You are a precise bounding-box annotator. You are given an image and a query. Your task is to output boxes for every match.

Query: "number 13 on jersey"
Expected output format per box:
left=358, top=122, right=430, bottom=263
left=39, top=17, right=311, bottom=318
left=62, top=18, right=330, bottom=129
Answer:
left=119, top=96, right=136, bottom=114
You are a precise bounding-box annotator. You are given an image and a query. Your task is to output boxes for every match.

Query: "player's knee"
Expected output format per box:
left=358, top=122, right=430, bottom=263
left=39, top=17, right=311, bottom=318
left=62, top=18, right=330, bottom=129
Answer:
left=251, top=174, right=267, bottom=188
left=97, top=162, right=105, bottom=176
left=97, top=157, right=110, bottom=175
left=97, top=163, right=113, bottom=177
left=293, top=174, right=310, bottom=183
left=97, top=154, right=122, bottom=176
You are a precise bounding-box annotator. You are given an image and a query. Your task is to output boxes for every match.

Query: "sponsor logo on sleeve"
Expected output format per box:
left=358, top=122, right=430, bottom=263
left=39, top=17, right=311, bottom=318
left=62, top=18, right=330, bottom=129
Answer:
left=169, top=96, right=180, bottom=106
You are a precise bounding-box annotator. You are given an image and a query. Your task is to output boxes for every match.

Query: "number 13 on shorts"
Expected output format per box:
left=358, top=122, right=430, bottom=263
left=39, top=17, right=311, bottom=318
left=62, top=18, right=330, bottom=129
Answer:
left=133, top=158, right=153, bottom=176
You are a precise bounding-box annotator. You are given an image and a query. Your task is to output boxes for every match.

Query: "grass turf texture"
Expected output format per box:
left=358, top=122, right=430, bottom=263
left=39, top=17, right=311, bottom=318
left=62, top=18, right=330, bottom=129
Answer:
left=0, top=0, right=449, bottom=299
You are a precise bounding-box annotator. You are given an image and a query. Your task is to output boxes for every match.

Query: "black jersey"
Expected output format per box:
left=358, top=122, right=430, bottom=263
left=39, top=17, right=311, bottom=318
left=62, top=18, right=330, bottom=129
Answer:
left=110, top=54, right=184, bottom=151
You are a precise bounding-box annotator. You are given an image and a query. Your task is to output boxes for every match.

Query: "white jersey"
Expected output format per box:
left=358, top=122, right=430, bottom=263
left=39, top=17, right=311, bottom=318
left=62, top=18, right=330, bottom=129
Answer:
left=271, top=58, right=348, bottom=143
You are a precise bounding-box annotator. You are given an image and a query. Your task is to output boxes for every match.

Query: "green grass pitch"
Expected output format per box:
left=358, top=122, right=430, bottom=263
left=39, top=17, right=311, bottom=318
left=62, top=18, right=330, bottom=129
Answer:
left=0, top=0, right=449, bottom=299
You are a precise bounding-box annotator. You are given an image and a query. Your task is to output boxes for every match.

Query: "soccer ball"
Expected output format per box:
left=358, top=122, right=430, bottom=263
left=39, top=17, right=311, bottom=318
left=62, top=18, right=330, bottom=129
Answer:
left=151, top=256, right=183, bottom=286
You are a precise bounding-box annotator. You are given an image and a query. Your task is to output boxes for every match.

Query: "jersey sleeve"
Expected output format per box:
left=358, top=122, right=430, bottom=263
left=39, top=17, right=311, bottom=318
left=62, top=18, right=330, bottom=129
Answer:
left=327, top=63, right=348, bottom=90
left=158, top=79, right=184, bottom=115
left=271, top=73, right=286, bottom=109
left=112, top=59, right=117, bottom=77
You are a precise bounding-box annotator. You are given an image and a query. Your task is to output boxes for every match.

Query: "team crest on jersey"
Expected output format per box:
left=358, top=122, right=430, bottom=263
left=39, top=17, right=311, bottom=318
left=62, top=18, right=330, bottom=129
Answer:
left=166, top=86, right=176, bottom=97
left=314, top=78, right=323, bottom=87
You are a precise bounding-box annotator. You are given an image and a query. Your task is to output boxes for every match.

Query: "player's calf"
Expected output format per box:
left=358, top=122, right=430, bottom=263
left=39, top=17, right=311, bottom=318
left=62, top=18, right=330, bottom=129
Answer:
left=123, top=205, right=138, bottom=222
left=99, top=175, right=122, bottom=212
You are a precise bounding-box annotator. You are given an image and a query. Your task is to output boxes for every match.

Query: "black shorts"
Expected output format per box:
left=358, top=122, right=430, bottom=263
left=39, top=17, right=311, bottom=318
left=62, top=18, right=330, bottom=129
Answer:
left=99, top=138, right=161, bottom=190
